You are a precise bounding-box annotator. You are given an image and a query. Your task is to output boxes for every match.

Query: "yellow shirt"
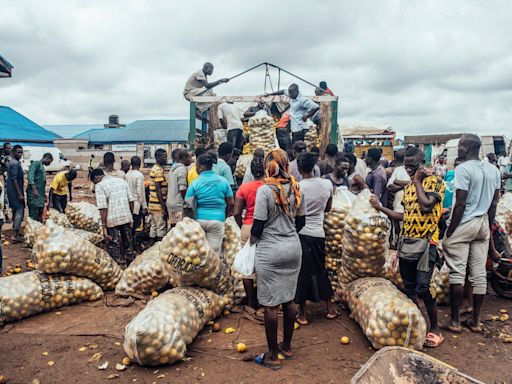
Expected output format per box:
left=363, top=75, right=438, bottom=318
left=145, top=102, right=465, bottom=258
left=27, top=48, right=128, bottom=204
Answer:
left=149, top=164, right=168, bottom=211
left=401, top=175, right=445, bottom=244
left=50, top=171, right=70, bottom=196
left=187, top=165, right=200, bottom=185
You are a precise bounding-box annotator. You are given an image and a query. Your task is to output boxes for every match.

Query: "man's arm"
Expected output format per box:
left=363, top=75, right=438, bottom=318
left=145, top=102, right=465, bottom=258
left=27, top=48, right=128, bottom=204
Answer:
left=198, top=78, right=229, bottom=90
left=137, top=175, right=148, bottom=214
left=370, top=195, right=404, bottom=221
left=48, top=188, right=54, bottom=208
left=263, top=90, right=285, bottom=97
left=302, top=101, right=320, bottom=122
left=387, top=180, right=409, bottom=193
left=413, top=171, right=440, bottom=213
left=27, top=163, right=38, bottom=199
left=10, top=164, right=23, bottom=202
left=155, top=181, right=168, bottom=218
left=233, top=197, right=245, bottom=227
left=68, top=181, right=73, bottom=201
left=225, top=196, right=234, bottom=217
left=446, top=189, right=468, bottom=238
left=372, top=175, right=386, bottom=201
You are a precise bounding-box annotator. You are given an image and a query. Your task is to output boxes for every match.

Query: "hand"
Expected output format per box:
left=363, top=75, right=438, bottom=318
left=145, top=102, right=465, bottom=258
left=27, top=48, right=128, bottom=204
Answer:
left=18, top=193, right=24, bottom=203
left=142, top=208, right=149, bottom=217
left=369, top=195, right=381, bottom=210
left=103, top=228, right=112, bottom=243
left=69, top=196, right=73, bottom=202
left=163, top=209, right=169, bottom=221
left=301, top=114, right=309, bottom=122
left=414, top=166, right=427, bottom=184
left=489, top=246, right=502, bottom=263
left=221, top=78, right=230, bottom=83
left=32, top=190, right=39, bottom=199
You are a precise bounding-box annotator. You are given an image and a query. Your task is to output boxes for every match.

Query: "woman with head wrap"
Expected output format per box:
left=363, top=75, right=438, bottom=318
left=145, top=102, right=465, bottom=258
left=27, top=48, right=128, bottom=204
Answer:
left=250, top=149, right=305, bottom=369
left=184, top=152, right=234, bottom=255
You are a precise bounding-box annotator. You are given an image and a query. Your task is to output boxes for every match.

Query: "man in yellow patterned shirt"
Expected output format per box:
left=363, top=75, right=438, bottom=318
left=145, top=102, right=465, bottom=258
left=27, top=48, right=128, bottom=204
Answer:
left=371, top=146, right=445, bottom=348
left=149, top=149, right=168, bottom=243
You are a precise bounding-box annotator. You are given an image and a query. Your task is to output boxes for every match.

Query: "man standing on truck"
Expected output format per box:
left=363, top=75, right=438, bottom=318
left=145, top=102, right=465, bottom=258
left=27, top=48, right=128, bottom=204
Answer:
left=265, top=84, right=319, bottom=145
left=218, top=102, right=244, bottom=150
left=48, top=169, right=77, bottom=213
left=27, top=153, right=53, bottom=222
left=441, top=134, right=501, bottom=335
left=183, top=62, right=229, bottom=119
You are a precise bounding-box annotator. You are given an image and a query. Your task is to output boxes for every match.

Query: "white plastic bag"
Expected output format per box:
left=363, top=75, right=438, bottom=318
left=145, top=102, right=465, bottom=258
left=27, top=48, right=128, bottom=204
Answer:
left=233, top=241, right=255, bottom=277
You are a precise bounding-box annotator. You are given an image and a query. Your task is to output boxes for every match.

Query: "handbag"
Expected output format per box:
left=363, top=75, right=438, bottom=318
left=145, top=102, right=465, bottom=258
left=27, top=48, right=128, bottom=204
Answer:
left=398, top=236, right=430, bottom=272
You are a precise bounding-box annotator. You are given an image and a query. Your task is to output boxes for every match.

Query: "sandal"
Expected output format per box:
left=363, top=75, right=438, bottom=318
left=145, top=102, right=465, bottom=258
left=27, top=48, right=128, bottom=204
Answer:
left=440, top=322, right=462, bottom=334
left=460, top=307, right=473, bottom=315
left=278, top=343, right=295, bottom=360
left=424, top=332, right=444, bottom=348
left=326, top=311, right=340, bottom=320
left=462, top=319, right=483, bottom=333
left=256, top=353, right=282, bottom=370
left=296, top=317, right=309, bottom=326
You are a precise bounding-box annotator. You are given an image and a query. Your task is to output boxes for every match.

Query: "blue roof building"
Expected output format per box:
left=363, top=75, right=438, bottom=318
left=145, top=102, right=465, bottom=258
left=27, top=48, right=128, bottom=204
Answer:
left=0, top=106, right=60, bottom=147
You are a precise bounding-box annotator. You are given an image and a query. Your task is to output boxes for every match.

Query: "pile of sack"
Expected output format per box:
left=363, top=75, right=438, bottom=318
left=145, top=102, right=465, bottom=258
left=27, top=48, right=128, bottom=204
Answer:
left=248, top=112, right=275, bottom=153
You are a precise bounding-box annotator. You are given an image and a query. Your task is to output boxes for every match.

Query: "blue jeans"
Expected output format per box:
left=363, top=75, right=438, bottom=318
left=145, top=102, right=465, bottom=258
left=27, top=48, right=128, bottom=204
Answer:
left=12, top=205, right=24, bottom=232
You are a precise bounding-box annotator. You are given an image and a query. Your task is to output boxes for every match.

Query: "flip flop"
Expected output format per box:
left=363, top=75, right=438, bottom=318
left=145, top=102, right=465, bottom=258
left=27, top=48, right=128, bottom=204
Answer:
left=424, top=332, right=444, bottom=348
left=460, top=307, right=473, bottom=315
left=326, top=311, right=341, bottom=320
left=256, top=353, right=282, bottom=370
left=296, top=317, right=309, bottom=326
left=278, top=343, right=295, bottom=360
left=440, top=323, right=462, bottom=334
left=462, top=319, right=483, bottom=333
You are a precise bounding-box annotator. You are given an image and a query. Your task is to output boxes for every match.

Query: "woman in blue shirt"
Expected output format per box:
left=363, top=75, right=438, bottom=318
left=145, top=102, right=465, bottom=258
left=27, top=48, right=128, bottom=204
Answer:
left=185, top=153, right=234, bottom=255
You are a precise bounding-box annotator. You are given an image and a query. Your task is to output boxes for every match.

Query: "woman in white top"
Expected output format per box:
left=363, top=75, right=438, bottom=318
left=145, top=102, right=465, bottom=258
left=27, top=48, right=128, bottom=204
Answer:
left=294, top=152, right=338, bottom=325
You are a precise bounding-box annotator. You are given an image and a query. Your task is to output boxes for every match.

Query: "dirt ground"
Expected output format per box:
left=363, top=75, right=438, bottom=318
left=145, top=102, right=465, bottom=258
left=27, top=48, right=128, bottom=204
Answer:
left=0, top=172, right=511, bottom=384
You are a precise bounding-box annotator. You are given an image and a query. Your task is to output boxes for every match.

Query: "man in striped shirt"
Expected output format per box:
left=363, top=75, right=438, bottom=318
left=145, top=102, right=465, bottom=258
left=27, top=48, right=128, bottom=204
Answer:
left=149, top=149, right=168, bottom=243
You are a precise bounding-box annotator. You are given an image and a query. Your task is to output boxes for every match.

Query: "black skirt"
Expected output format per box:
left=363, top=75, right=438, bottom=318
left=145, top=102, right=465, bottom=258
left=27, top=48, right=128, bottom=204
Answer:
left=294, top=234, right=334, bottom=304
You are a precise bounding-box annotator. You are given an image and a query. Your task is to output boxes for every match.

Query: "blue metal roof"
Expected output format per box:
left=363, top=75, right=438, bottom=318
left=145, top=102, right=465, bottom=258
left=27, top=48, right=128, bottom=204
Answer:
left=0, top=106, right=60, bottom=144
left=73, top=119, right=194, bottom=144
left=44, top=124, right=104, bottom=138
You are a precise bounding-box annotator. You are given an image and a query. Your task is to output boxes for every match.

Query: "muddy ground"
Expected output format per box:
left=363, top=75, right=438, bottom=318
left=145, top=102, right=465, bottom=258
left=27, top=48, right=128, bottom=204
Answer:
left=0, top=172, right=511, bottom=384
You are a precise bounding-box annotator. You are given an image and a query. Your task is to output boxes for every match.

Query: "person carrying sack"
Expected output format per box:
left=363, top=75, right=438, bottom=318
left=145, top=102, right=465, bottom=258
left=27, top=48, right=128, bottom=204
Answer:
left=370, top=146, right=445, bottom=348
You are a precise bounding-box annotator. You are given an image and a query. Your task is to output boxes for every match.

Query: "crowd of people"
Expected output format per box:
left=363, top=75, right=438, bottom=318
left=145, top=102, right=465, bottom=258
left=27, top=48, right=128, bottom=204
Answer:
left=1, top=124, right=511, bottom=370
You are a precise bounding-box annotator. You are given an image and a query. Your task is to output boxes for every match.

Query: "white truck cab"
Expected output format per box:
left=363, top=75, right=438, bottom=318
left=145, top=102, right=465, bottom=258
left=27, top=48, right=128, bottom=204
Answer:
left=21, top=146, right=72, bottom=173
left=444, top=135, right=509, bottom=169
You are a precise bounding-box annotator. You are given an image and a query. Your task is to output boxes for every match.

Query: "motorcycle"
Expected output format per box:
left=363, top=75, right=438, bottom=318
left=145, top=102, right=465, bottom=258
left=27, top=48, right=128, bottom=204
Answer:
left=488, top=221, right=512, bottom=299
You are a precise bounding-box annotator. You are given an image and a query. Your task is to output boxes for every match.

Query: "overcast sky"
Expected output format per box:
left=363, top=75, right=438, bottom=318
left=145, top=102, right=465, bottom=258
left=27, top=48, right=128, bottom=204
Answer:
left=1, top=0, right=511, bottom=138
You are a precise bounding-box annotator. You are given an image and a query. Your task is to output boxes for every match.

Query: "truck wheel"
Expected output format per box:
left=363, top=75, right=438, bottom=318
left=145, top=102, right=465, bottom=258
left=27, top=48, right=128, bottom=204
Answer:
left=490, top=272, right=512, bottom=299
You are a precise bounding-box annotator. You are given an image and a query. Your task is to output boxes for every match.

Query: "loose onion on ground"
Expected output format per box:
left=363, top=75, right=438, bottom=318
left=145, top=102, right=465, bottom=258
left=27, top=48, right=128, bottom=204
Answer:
left=0, top=271, right=103, bottom=324
left=123, top=287, right=228, bottom=366
left=342, top=277, right=427, bottom=350
left=33, top=220, right=122, bottom=290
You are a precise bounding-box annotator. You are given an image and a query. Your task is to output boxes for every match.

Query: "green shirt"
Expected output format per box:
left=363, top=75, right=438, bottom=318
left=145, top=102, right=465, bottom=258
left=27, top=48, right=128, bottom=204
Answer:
left=27, top=160, right=46, bottom=207
left=504, top=164, right=512, bottom=193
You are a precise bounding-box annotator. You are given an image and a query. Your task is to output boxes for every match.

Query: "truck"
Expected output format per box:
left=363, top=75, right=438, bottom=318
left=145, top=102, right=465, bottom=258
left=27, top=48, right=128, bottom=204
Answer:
left=20, top=146, right=72, bottom=173
left=444, top=135, right=509, bottom=169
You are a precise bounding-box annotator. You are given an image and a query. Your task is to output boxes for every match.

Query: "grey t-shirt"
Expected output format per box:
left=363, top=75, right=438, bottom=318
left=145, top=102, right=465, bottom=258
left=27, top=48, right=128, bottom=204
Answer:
left=454, top=160, right=500, bottom=224
left=299, top=178, right=332, bottom=238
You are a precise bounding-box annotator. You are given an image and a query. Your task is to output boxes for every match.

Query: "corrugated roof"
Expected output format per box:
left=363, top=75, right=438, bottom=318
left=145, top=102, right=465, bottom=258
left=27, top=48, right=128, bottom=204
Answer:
left=0, top=106, right=60, bottom=144
left=44, top=124, right=104, bottom=138
left=73, top=119, right=193, bottom=144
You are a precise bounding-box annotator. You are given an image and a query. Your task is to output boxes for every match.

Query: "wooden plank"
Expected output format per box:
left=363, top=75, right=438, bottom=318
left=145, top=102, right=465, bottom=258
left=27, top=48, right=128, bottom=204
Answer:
left=189, top=95, right=338, bottom=103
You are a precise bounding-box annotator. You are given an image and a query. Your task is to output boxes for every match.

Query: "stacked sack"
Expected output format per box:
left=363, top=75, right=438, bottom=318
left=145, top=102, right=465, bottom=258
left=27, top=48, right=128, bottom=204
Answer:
left=384, top=250, right=404, bottom=290
left=33, top=220, right=122, bottom=290
left=324, top=187, right=355, bottom=294
left=159, top=218, right=231, bottom=297
left=234, top=154, right=253, bottom=180
left=304, top=125, right=320, bottom=151
left=124, top=287, right=228, bottom=366
left=66, top=201, right=102, bottom=234
left=47, top=208, right=73, bottom=228
left=339, top=189, right=390, bottom=285
left=115, top=243, right=173, bottom=297
left=0, top=271, right=103, bottom=324
left=221, top=217, right=246, bottom=304
left=342, top=278, right=427, bottom=350
left=248, top=112, right=275, bottom=154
